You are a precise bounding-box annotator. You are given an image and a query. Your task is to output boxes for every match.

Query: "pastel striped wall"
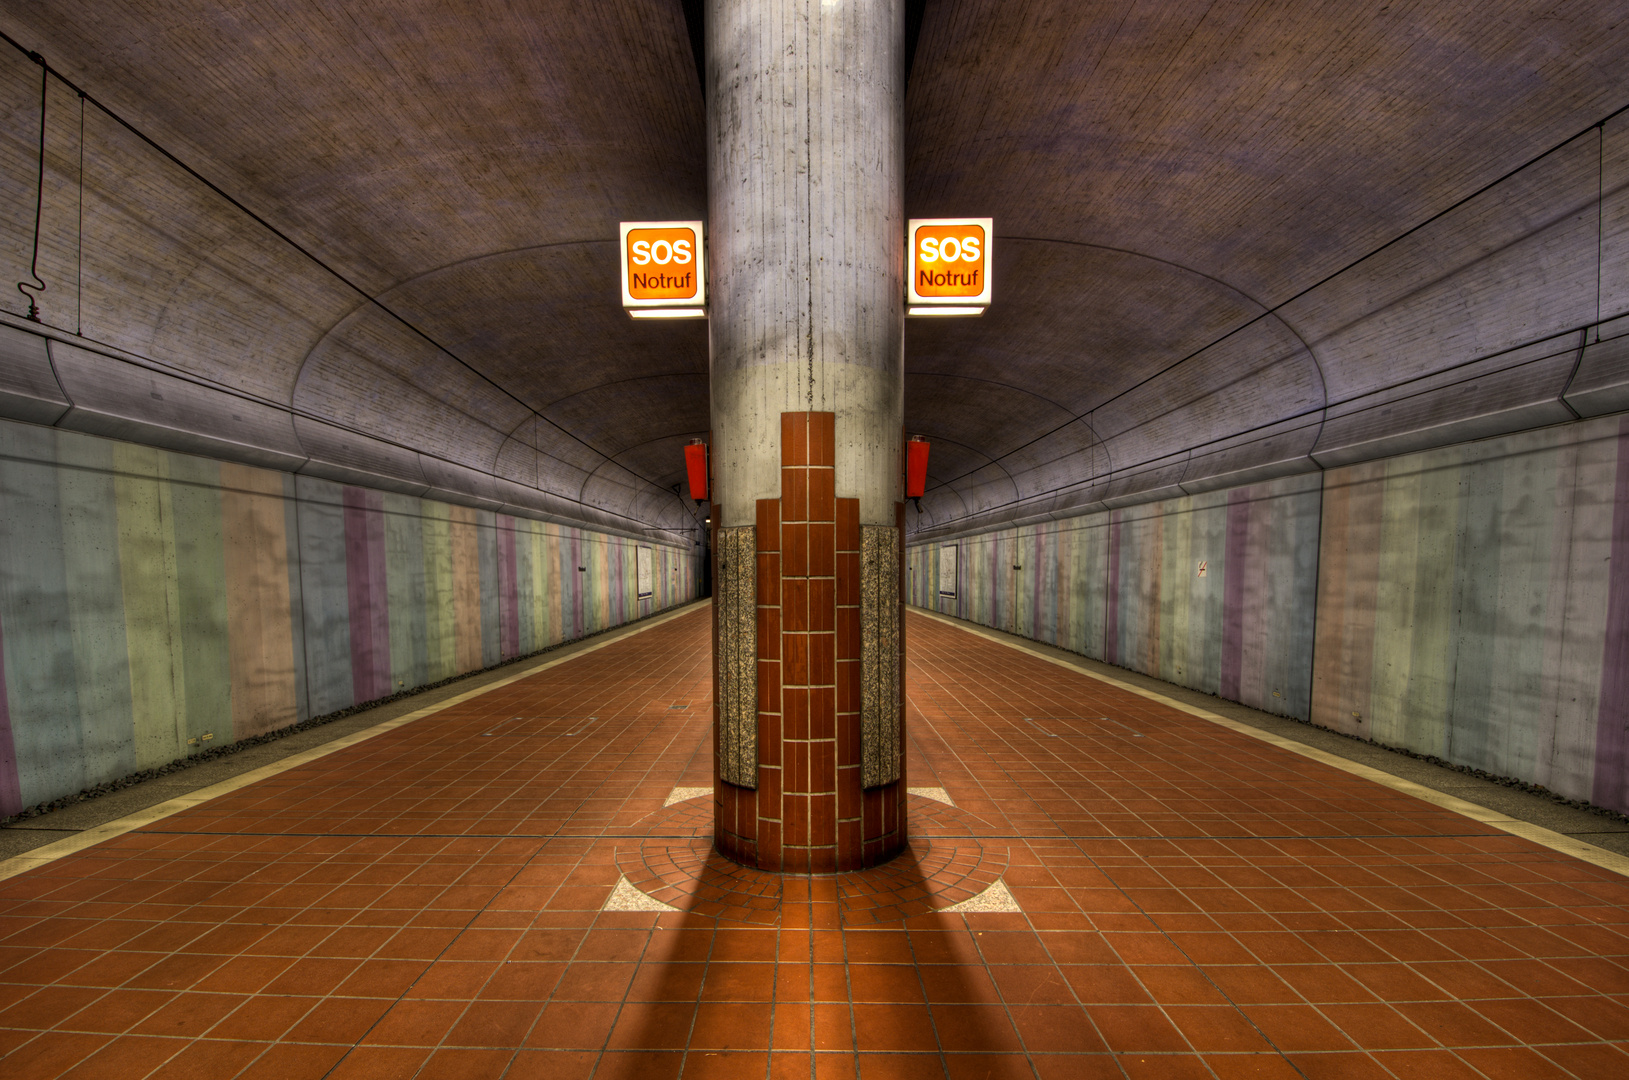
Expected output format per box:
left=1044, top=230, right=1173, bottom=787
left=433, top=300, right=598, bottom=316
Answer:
left=1313, top=414, right=1629, bottom=811
left=0, top=419, right=699, bottom=816
left=907, top=473, right=1322, bottom=722
left=911, top=414, right=1629, bottom=814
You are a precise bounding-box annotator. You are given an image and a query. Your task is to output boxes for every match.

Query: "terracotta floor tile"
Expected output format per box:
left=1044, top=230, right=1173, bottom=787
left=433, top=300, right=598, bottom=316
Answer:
left=849, top=962, right=927, bottom=1003
left=362, top=998, right=468, bottom=1046
left=1165, top=1004, right=1281, bottom=1054
left=929, top=1003, right=1023, bottom=1052
left=1281, top=1051, right=1393, bottom=1079
left=6, top=610, right=1629, bottom=1079
left=54, top=987, right=172, bottom=1035
left=812, top=963, right=851, bottom=1002
left=208, top=994, right=318, bottom=1041
left=1007, top=1002, right=1107, bottom=1052
left=1343, top=961, right=1454, bottom=1002
left=571, top=928, right=650, bottom=963
left=233, top=1041, right=351, bottom=1080
left=700, top=961, right=778, bottom=1002
left=1104, top=933, right=1190, bottom=965
left=1367, top=1049, right=1486, bottom=1080
left=942, top=1052, right=1037, bottom=1079
left=1542, top=992, right=1629, bottom=1040
left=626, top=960, right=704, bottom=1001
left=584, top=1049, right=682, bottom=1080
left=1240, top=1004, right=1358, bottom=1053
left=845, top=931, right=915, bottom=965
left=416, top=1046, right=514, bottom=1080
left=442, top=998, right=544, bottom=1047
left=1135, top=964, right=1230, bottom=1006
left=551, top=959, right=637, bottom=1001
left=1113, top=1052, right=1217, bottom=1079
left=1273, top=964, right=1379, bottom=1003
left=130, top=991, right=247, bottom=1038
left=1455, top=1046, right=1575, bottom=1080
left=985, top=962, right=1077, bottom=1005
left=1536, top=1039, right=1629, bottom=1077
left=1390, top=999, right=1515, bottom=1047
left=0, top=984, right=107, bottom=1030
left=405, top=961, right=500, bottom=1000
left=1056, top=963, right=1152, bottom=1006
left=853, top=1003, right=939, bottom=1052
left=144, top=1037, right=269, bottom=1080
left=324, top=1049, right=436, bottom=1080
left=1316, top=1003, right=1434, bottom=1051
left=0, top=1031, right=112, bottom=1080
left=771, top=1000, right=813, bottom=1049
left=607, top=1000, right=697, bottom=1050
left=690, top=1001, right=774, bottom=1050
left=855, top=1051, right=948, bottom=1078
left=188, top=955, right=295, bottom=995
left=1081, top=1005, right=1189, bottom=1053
left=1201, top=1052, right=1306, bottom=1079
left=56, top=1034, right=180, bottom=1080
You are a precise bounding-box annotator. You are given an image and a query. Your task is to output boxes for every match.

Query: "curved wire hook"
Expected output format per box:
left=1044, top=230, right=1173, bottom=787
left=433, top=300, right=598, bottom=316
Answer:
left=16, top=58, right=47, bottom=321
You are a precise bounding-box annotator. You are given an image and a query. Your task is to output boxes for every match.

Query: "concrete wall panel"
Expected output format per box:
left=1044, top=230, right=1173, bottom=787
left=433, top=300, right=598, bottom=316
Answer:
left=910, top=471, right=1320, bottom=720
left=921, top=415, right=1629, bottom=812
left=0, top=416, right=699, bottom=816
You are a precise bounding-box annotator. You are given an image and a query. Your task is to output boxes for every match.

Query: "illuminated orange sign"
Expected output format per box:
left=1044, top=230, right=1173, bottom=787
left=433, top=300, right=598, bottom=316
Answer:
left=620, top=221, right=705, bottom=313
left=907, top=218, right=992, bottom=313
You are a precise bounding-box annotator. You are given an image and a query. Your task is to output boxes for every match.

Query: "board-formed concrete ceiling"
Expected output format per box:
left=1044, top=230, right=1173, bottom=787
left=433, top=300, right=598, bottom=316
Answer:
left=0, top=1, right=1627, bottom=540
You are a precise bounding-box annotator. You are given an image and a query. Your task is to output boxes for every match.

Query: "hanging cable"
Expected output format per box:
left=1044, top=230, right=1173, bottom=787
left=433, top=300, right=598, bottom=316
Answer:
left=76, top=87, right=84, bottom=336
left=16, top=57, right=47, bottom=321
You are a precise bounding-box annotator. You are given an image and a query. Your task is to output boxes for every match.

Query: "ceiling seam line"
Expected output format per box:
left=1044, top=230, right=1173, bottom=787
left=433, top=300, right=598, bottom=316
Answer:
left=0, top=32, right=679, bottom=506
left=928, top=102, right=1629, bottom=494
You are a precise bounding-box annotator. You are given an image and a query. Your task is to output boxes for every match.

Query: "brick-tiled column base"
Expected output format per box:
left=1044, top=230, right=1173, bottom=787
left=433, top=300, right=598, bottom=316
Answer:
left=715, top=412, right=906, bottom=871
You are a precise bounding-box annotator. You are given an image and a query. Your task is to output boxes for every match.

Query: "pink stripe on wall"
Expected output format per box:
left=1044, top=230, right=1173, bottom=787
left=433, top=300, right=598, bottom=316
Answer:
left=571, top=533, right=584, bottom=638
left=498, top=516, right=519, bottom=660
left=1220, top=490, right=1249, bottom=700
left=366, top=493, right=388, bottom=693
left=0, top=612, right=20, bottom=816
left=1105, top=513, right=1121, bottom=665
left=343, top=486, right=390, bottom=704
left=1033, top=527, right=1045, bottom=641
left=1592, top=416, right=1629, bottom=811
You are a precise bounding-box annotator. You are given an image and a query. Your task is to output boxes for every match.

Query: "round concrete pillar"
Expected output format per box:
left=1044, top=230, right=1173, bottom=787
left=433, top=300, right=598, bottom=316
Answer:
left=706, top=0, right=906, bottom=872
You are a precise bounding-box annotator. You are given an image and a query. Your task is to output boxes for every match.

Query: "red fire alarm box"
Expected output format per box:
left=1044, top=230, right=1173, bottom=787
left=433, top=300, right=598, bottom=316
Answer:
left=684, top=440, right=709, bottom=502
left=906, top=436, right=930, bottom=499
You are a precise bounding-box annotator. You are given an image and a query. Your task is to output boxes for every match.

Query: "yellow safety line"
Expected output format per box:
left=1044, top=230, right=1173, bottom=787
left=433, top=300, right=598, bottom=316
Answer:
left=912, top=606, right=1629, bottom=880
left=0, top=600, right=710, bottom=882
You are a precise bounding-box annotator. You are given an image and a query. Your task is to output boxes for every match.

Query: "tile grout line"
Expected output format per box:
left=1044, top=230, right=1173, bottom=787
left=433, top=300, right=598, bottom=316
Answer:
left=1062, top=830, right=1314, bottom=1080
left=914, top=658, right=1230, bottom=1074
left=320, top=842, right=548, bottom=1080
left=0, top=601, right=711, bottom=883
left=911, top=607, right=1629, bottom=881
left=906, top=620, right=1628, bottom=1073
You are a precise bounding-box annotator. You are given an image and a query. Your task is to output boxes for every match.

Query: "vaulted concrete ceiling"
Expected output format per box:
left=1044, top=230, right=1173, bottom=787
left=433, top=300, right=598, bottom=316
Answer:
left=1, top=1, right=1626, bottom=540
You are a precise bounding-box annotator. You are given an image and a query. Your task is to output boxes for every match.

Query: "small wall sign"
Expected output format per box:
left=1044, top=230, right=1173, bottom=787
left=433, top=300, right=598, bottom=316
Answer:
left=620, top=221, right=706, bottom=318
left=907, top=218, right=992, bottom=316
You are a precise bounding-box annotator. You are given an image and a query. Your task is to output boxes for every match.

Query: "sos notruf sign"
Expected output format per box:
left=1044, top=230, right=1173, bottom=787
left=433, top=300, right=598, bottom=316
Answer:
left=907, top=218, right=991, bottom=315
left=620, top=221, right=706, bottom=318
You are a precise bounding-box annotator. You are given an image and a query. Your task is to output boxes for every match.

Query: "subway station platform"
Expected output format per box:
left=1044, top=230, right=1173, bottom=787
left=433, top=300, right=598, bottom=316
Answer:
left=2, top=605, right=1628, bottom=1080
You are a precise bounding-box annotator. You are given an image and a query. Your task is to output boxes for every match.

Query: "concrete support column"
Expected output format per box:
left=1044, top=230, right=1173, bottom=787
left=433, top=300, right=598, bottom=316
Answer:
left=706, top=0, right=906, bottom=872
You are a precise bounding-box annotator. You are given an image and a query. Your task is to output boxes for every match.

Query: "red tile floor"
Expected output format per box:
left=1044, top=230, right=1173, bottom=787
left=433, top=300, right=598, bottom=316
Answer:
left=3, top=606, right=1628, bottom=1079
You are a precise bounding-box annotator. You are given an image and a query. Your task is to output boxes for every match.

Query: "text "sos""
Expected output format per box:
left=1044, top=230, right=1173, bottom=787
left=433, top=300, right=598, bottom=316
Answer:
left=917, top=235, right=981, bottom=263
left=630, top=237, right=693, bottom=265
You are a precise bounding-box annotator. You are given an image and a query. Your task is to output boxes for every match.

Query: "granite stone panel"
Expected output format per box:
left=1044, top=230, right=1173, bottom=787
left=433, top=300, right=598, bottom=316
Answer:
left=860, top=524, right=901, bottom=788
left=716, top=524, right=757, bottom=787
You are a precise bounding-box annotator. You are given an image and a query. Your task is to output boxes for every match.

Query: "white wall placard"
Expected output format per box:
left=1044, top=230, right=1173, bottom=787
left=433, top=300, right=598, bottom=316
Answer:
left=637, top=546, right=654, bottom=598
